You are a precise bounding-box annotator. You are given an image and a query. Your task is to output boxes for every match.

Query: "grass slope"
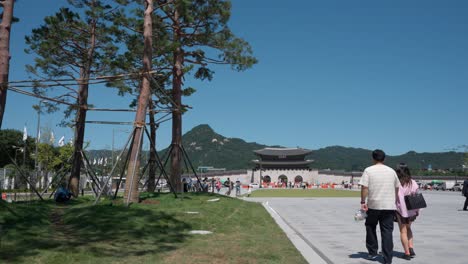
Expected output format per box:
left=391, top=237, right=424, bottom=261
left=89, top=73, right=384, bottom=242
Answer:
left=250, top=189, right=361, bottom=198
left=0, top=193, right=306, bottom=264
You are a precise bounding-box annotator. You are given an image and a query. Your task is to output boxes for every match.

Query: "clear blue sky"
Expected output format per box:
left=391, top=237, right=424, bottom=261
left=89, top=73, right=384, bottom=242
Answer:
left=3, top=0, right=468, bottom=155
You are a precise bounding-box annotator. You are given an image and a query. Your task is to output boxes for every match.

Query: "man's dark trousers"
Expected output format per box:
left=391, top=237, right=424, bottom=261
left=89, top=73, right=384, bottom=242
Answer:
left=365, top=209, right=395, bottom=263
left=463, top=180, right=468, bottom=210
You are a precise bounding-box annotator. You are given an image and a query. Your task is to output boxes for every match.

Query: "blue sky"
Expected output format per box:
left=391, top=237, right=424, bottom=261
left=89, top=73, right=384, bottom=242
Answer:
left=3, top=0, right=468, bottom=155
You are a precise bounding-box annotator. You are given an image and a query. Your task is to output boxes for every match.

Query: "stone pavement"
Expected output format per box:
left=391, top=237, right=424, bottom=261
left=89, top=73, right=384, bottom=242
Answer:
left=246, top=191, right=468, bottom=264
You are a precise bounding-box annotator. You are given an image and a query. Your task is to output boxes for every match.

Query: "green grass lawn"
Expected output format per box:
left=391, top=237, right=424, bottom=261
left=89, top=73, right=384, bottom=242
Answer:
left=0, top=193, right=307, bottom=264
left=249, top=189, right=361, bottom=198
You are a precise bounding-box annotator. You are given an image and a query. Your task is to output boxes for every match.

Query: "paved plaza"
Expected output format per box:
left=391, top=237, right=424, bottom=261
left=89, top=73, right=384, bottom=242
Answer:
left=246, top=190, right=467, bottom=264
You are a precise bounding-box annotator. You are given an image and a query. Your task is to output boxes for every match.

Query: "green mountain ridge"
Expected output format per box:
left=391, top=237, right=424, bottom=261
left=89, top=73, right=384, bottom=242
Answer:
left=89, top=124, right=465, bottom=171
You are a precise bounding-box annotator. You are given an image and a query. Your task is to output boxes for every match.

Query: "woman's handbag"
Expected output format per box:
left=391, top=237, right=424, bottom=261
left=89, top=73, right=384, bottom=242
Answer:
left=404, top=192, right=427, bottom=210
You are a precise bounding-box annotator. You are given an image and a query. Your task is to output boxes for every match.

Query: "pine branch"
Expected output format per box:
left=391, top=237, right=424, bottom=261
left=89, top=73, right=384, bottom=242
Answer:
left=184, top=58, right=207, bottom=66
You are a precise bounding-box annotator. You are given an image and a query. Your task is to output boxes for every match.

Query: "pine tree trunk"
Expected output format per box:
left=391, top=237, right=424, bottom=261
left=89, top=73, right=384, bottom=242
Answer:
left=170, top=7, right=183, bottom=193
left=123, top=0, right=153, bottom=204
left=69, top=15, right=97, bottom=197
left=147, top=99, right=156, bottom=192
left=0, top=0, right=14, bottom=129
left=69, top=73, right=89, bottom=196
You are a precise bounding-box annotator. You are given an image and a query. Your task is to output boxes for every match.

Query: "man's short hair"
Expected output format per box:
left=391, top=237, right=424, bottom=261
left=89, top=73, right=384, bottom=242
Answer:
left=372, top=149, right=386, bottom=162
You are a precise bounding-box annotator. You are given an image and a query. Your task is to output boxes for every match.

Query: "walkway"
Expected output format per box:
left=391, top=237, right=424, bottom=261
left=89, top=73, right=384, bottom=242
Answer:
left=247, top=191, right=467, bottom=264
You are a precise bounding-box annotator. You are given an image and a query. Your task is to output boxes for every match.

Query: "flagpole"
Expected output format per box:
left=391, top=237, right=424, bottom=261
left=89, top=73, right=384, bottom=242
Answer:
left=23, top=125, right=27, bottom=167
left=34, top=100, right=42, bottom=182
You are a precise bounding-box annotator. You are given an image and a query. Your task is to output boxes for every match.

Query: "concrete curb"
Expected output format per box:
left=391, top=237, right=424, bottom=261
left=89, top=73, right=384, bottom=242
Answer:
left=262, top=201, right=332, bottom=264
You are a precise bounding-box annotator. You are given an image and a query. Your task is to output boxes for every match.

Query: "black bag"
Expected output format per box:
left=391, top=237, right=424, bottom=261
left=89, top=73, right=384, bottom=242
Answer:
left=404, top=193, right=427, bottom=210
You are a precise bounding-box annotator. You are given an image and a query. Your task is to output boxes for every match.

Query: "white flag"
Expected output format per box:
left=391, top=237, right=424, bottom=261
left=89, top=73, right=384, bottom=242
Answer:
left=93, top=158, right=97, bottom=165
left=99, top=157, right=104, bottom=165
left=23, top=126, right=28, bottom=141
left=68, top=137, right=73, bottom=145
left=50, top=131, right=55, bottom=144
left=104, top=157, right=108, bottom=166
left=58, top=136, right=65, bottom=146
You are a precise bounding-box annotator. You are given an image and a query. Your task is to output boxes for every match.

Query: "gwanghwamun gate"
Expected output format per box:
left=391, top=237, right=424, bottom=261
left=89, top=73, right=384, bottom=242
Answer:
left=192, top=147, right=362, bottom=187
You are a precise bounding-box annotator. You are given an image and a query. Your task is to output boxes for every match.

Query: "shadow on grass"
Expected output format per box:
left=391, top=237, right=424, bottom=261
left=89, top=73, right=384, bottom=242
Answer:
left=1, top=200, right=192, bottom=262
left=0, top=201, right=57, bottom=262
left=139, top=191, right=222, bottom=199
left=64, top=204, right=192, bottom=257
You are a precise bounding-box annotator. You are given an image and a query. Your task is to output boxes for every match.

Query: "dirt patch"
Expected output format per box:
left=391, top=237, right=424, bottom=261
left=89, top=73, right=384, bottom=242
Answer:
left=49, top=207, right=75, bottom=240
left=141, top=199, right=160, bottom=205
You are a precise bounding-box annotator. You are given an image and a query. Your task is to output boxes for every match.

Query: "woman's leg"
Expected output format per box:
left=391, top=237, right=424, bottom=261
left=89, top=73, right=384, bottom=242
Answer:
left=408, top=222, right=414, bottom=249
left=398, top=217, right=410, bottom=255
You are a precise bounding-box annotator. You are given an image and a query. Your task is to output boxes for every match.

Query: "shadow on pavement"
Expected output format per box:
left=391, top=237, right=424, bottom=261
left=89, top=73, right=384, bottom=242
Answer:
left=349, top=250, right=407, bottom=263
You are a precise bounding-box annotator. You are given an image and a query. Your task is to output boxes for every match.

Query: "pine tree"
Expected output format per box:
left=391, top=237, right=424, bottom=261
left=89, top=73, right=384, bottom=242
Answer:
left=107, top=0, right=176, bottom=195
left=157, top=0, right=257, bottom=192
left=122, top=0, right=155, bottom=204
left=25, top=0, right=119, bottom=196
left=103, top=0, right=257, bottom=199
left=0, top=0, right=16, bottom=128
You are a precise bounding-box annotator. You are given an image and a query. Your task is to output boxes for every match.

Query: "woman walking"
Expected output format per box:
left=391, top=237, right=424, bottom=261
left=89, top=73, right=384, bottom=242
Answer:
left=395, top=163, right=420, bottom=260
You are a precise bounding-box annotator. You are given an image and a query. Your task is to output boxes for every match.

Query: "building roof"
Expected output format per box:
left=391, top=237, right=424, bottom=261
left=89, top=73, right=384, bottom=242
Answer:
left=252, top=160, right=314, bottom=166
left=253, top=147, right=312, bottom=156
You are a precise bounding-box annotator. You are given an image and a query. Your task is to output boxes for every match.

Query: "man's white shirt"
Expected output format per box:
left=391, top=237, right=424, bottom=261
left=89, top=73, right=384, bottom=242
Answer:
left=359, top=164, right=400, bottom=210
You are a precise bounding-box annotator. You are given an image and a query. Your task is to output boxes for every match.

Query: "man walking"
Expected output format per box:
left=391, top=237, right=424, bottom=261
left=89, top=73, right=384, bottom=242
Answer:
left=462, top=179, right=468, bottom=211
left=359, top=149, right=400, bottom=264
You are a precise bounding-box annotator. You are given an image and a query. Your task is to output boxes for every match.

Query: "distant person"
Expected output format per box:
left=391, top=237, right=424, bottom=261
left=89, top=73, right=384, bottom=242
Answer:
left=395, top=163, right=420, bottom=260
left=462, top=179, right=468, bottom=211
left=202, top=177, right=209, bottom=192
left=225, top=178, right=231, bottom=195
left=182, top=178, right=188, bottom=193
left=215, top=178, right=221, bottom=193
left=187, top=177, right=193, bottom=192
left=211, top=178, right=215, bottom=192
left=359, top=149, right=400, bottom=264
left=235, top=180, right=241, bottom=196
left=54, top=187, right=72, bottom=203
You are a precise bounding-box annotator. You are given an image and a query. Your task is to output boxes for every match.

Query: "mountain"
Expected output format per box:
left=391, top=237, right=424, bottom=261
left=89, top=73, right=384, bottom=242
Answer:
left=177, top=124, right=268, bottom=170
left=309, top=146, right=464, bottom=171
left=88, top=124, right=465, bottom=171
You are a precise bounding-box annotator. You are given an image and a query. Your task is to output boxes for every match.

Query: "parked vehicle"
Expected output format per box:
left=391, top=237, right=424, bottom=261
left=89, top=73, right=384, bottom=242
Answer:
left=421, top=183, right=432, bottom=190
left=433, top=183, right=446, bottom=191
left=444, top=181, right=456, bottom=191
left=249, top=183, right=259, bottom=189
left=449, top=182, right=463, bottom=191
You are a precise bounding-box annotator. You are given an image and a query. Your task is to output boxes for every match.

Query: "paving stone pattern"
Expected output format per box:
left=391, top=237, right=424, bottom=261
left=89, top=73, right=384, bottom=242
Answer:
left=248, top=191, right=467, bottom=264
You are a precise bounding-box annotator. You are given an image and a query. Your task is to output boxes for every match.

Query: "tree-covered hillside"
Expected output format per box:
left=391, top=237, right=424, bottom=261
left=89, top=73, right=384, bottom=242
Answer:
left=83, top=124, right=465, bottom=172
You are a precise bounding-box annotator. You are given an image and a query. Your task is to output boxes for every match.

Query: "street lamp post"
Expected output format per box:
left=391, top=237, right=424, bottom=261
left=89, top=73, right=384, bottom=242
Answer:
left=13, top=146, right=22, bottom=164
left=13, top=146, right=22, bottom=189
left=34, top=100, right=44, bottom=182
left=22, top=142, right=26, bottom=167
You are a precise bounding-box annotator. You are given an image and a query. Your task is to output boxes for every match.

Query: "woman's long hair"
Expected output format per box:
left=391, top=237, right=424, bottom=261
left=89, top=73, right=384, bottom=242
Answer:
left=396, top=163, right=412, bottom=187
